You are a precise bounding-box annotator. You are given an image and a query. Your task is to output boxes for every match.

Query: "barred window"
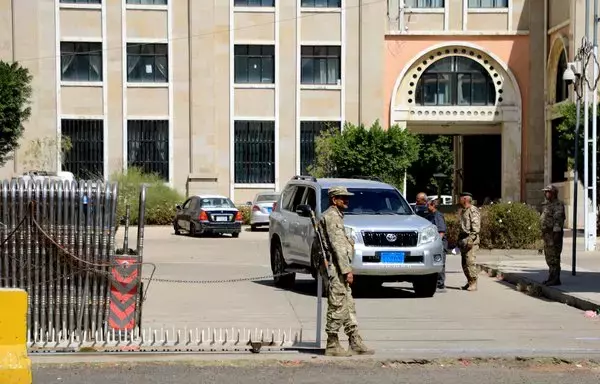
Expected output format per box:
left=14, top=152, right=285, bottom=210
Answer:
left=127, top=43, right=168, bottom=83
left=61, top=42, right=102, bottom=82
left=300, top=121, right=340, bottom=175
left=301, top=46, right=341, bottom=85
left=405, top=0, right=444, bottom=7
left=301, top=0, right=341, bottom=7
left=234, top=121, right=275, bottom=184
left=127, top=120, right=169, bottom=180
left=468, top=0, right=507, bottom=8
left=61, top=119, right=104, bottom=180
left=61, top=0, right=101, bottom=4
left=234, top=0, right=274, bottom=6
left=126, top=0, right=167, bottom=4
left=234, top=45, right=275, bottom=84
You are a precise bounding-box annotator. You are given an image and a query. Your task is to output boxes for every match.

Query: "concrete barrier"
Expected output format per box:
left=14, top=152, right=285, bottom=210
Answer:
left=0, top=288, right=32, bottom=384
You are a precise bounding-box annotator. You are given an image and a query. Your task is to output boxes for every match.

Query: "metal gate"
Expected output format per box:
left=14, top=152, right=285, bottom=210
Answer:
left=0, top=179, right=144, bottom=347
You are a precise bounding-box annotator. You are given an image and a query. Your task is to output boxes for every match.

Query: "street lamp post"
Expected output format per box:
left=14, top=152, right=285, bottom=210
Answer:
left=562, top=36, right=600, bottom=275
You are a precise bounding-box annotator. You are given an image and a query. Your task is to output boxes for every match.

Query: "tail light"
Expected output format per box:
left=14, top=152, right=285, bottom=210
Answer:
left=252, top=205, right=261, bottom=212
left=235, top=211, right=243, bottom=222
left=198, top=210, right=208, bottom=221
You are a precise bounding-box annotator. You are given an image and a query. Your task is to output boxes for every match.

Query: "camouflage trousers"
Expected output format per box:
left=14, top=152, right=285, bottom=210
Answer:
left=543, top=232, right=563, bottom=269
left=460, top=245, right=479, bottom=283
left=325, top=271, right=358, bottom=336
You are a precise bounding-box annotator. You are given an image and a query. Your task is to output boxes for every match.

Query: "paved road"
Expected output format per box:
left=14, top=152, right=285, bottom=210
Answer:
left=109, top=226, right=600, bottom=357
left=33, top=359, right=600, bottom=383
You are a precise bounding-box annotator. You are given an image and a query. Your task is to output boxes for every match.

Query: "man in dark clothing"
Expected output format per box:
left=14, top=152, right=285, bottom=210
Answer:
left=414, top=192, right=429, bottom=218
left=427, top=199, right=448, bottom=291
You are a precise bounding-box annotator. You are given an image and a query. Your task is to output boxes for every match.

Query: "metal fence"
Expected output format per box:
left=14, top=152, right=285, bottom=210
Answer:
left=0, top=179, right=144, bottom=346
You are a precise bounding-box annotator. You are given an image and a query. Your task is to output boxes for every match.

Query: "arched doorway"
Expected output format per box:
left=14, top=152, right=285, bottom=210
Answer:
left=390, top=43, right=522, bottom=203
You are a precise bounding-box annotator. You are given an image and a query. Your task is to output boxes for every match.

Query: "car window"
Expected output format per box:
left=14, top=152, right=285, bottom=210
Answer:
left=182, top=199, right=192, bottom=210
left=281, top=186, right=297, bottom=211
left=199, top=198, right=235, bottom=209
left=257, top=194, right=279, bottom=202
left=319, top=188, right=412, bottom=215
left=189, top=198, right=199, bottom=210
left=304, top=188, right=317, bottom=212
left=290, top=186, right=306, bottom=213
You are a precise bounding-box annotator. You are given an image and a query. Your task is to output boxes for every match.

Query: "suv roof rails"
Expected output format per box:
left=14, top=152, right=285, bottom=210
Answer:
left=351, top=175, right=383, bottom=182
left=291, top=175, right=317, bottom=182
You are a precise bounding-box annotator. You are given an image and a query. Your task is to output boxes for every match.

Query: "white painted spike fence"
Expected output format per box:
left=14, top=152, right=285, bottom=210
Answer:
left=27, top=326, right=304, bottom=354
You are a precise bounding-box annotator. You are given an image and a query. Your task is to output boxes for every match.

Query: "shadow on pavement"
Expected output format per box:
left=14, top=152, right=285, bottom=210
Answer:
left=253, top=278, right=418, bottom=299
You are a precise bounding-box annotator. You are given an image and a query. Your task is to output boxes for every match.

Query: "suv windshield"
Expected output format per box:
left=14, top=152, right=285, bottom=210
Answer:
left=200, top=198, right=235, bottom=209
left=320, top=188, right=412, bottom=215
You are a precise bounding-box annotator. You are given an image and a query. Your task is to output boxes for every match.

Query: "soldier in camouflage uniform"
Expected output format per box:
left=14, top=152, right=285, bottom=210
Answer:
left=457, top=192, right=481, bottom=291
left=540, top=184, right=566, bottom=286
left=318, top=186, right=374, bottom=357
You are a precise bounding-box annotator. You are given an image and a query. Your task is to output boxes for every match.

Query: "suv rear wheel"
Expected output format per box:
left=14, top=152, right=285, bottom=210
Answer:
left=413, top=274, right=438, bottom=298
left=271, top=241, right=295, bottom=288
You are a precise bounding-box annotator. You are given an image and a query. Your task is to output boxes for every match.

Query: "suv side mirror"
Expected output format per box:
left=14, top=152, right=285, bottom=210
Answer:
left=295, top=204, right=312, bottom=217
left=175, top=204, right=182, bottom=210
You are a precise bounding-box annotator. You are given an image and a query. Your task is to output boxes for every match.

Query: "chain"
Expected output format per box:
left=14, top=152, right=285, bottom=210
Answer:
left=137, top=272, right=293, bottom=285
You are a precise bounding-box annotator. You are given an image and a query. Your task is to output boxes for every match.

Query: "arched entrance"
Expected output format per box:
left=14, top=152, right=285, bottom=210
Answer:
left=390, top=42, right=522, bottom=203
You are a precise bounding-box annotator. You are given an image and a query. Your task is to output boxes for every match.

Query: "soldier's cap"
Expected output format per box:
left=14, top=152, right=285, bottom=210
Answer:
left=459, top=192, right=473, bottom=198
left=542, top=184, right=558, bottom=193
left=328, top=186, right=354, bottom=197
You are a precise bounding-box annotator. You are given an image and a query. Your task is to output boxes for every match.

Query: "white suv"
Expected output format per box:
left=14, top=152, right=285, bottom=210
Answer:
left=269, top=176, right=445, bottom=297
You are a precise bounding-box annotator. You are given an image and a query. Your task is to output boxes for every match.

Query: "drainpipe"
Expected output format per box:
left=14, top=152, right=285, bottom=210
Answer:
left=12, top=0, right=18, bottom=174
left=358, top=0, right=362, bottom=125
left=188, top=0, right=193, bottom=175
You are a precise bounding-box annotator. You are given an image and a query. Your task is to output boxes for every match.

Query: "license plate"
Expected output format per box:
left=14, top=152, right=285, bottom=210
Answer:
left=380, top=252, right=405, bottom=263
left=266, top=207, right=272, bottom=213
left=215, top=216, right=228, bottom=222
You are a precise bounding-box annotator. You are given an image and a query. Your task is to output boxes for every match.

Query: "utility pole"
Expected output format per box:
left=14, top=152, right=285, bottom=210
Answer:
left=590, top=0, right=599, bottom=251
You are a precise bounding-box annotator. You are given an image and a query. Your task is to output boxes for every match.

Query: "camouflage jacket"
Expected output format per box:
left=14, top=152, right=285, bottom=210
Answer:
left=317, top=206, right=354, bottom=275
left=459, top=205, right=481, bottom=244
left=540, top=199, right=566, bottom=233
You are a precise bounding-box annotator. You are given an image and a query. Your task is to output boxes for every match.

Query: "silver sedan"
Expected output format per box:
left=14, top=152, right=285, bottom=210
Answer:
left=249, top=192, right=280, bottom=231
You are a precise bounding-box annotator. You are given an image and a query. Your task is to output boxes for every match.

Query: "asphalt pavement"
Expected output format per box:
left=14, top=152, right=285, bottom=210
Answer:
left=33, top=359, right=600, bottom=383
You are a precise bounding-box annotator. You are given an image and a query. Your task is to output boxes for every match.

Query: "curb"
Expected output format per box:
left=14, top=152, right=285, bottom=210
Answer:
left=476, top=263, right=600, bottom=312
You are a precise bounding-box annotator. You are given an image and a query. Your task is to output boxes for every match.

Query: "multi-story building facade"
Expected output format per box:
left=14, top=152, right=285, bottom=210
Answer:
left=0, top=0, right=591, bottom=218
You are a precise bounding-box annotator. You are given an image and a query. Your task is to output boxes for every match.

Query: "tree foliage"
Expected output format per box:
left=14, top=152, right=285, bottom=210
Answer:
left=407, top=135, right=454, bottom=197
left=0, top=61, right=33, bottom=166
left=308, top=121, right=420, bottom=189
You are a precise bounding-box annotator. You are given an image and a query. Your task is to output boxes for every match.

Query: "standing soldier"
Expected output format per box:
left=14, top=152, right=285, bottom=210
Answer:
left=457, top=192, right=480, bottom=291
left=318, top=186, right=374, bottom=357
left=540, top=185, right=566, bottom=286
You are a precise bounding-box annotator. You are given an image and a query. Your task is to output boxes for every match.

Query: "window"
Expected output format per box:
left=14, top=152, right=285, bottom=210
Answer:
left=61, top=42, right=102, bottom=82
left=61, top=119, right=104, bottom=180
left=405, top=0, right=444, bottom=7
left=300, top=121, right=341, bottom=175
left=127, top=120, right=169, bottom=180
left=301, top=46, right=341, bottom=85
left=468, top=0, right=508, bottom=8
left=290, top=186, right=307, bottom=212
left=127, top=43, right=168, bottom=83
left=304, top=188, right=317, bottom=212
left=320, top=188, right=413, bottom=215
left=415, top=56, right=496, bottom=106
left=301, top=0, right=341, bottom=7
left=234, top=45, right=275, bottom=84
left=281, top=186, right=297, bottom=211
left=234, top=121, right=275, bottom=184
left=556, top=50, right=569, bottom=103
left=198, top=198, right=236, bottom=209
left=126, top=0, right=167, bottom=4
left=234, top=0, right=274, bottom=6
left=61, top=0, right=101, bottom=3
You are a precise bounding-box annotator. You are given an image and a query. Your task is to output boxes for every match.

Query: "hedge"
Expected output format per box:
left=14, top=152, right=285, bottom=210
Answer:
left=111, top=168, right=184, bottom=227
left=445, top=202, right=543, bottom=250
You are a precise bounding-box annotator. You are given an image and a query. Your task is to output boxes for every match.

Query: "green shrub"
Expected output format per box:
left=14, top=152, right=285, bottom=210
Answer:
left=444, top=203, right=542, bottom=249
left=111, top=168, right=184, bottom=226
left=237, top=205, right=252, bottom=225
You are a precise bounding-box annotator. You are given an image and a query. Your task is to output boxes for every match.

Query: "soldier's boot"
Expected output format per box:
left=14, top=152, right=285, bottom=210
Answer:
left=325, top=334, right=351, bottom=357
left=348, top=333, right=375, bottom=355
left=466, top=281, right=478, bottom=291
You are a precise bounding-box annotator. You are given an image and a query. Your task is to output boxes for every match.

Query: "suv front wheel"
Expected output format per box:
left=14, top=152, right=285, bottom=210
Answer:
left=271, top=240, right=295, bottom=288
left=413, top=274, right=438, bottom=298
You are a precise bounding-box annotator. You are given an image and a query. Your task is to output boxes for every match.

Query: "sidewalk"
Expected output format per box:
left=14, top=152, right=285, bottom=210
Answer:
left=475, top=237, right=600, bottom=313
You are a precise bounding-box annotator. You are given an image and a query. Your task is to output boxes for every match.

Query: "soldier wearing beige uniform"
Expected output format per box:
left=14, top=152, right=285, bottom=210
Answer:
left=540, top=184, right=566, bottom=286
left=318, top=186, right=374, bottom=357
left=457, top=192, right=481, bottom=291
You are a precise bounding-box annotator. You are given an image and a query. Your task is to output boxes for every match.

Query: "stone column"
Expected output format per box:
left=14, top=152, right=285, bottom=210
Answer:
left=501, top=121, right=522, bottom=202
